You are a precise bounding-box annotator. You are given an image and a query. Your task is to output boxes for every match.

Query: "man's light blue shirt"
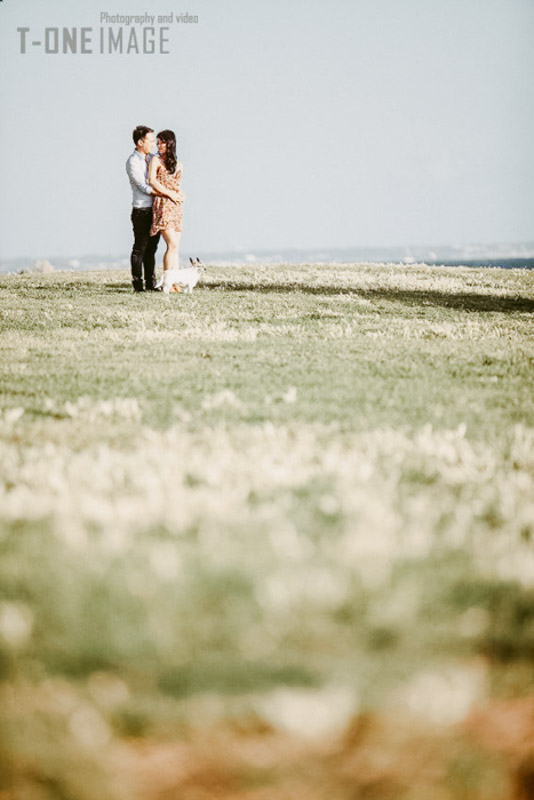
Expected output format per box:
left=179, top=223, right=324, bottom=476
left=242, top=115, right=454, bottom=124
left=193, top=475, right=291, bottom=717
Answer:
left=126, top=149, right=154, bottom=209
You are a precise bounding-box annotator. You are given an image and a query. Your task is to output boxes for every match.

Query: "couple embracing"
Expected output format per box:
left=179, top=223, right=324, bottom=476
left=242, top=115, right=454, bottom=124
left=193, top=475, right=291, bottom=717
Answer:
left=126, top=125, right=184, bottom=293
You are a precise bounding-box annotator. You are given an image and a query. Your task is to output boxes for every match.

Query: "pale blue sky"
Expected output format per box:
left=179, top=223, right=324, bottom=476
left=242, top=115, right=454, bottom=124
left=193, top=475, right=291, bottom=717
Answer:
left=0, top=0, right=533, bottom=259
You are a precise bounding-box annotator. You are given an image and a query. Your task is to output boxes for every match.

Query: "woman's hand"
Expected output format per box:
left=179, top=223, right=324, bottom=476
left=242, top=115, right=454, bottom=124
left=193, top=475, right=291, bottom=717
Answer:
left=168, top=190, right=180, bottom=203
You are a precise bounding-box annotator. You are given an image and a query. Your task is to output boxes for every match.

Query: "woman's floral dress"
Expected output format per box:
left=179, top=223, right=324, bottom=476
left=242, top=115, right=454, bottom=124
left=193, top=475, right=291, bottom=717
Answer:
left=150, top=160, right=184, bottom=235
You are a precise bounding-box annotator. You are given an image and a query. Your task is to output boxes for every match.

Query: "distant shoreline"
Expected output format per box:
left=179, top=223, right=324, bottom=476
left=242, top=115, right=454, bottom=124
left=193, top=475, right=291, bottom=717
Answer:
left=2, top=256, right=534, bottom=275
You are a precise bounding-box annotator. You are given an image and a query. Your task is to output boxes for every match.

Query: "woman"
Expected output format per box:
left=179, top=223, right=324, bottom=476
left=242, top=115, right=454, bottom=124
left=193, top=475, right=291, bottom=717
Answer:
left=149, top=129, right=185, bottom=292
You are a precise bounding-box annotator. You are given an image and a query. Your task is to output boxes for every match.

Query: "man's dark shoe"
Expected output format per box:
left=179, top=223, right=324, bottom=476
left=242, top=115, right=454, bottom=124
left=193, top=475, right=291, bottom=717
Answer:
left=146, top=285, right=162, bottom=292
left=133, top=286, right=145, bottom=293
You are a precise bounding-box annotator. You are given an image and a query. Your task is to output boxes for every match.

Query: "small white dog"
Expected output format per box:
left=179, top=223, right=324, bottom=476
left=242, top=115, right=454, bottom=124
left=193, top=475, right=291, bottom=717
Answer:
left=160, top=258, right=205, bottom=294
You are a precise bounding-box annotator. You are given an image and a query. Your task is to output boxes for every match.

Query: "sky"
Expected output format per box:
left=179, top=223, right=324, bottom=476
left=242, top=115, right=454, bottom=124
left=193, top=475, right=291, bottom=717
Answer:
left=0, top=0, right=533, bottom=260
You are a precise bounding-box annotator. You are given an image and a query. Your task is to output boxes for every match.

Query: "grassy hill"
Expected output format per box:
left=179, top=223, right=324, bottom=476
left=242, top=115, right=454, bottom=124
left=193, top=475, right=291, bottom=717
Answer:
left=1, top=263, right=533, bottom=799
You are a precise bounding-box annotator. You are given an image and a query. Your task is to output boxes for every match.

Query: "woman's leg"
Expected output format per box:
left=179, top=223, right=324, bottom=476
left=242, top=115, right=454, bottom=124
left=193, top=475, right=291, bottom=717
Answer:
left=161, top=229, right=181, bottom=272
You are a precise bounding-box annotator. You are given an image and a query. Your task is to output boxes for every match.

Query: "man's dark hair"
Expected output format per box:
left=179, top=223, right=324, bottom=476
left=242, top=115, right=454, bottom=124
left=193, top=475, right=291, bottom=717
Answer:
left=132, top=125, right=153, bottom=145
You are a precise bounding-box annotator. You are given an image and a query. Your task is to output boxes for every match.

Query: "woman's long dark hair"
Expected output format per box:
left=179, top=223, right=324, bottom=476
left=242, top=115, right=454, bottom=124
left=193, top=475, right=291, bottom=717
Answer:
left=157, top=129, right=177, bottom=174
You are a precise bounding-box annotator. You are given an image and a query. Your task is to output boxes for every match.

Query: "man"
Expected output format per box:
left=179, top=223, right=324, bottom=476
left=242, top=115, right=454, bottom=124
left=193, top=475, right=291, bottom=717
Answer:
left=126, top=125, right=161, bottom=292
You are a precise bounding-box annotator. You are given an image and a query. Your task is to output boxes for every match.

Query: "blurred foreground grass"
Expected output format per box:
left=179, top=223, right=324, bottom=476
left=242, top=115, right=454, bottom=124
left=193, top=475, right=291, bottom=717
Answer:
left=0, top=263, right=533, bottom=799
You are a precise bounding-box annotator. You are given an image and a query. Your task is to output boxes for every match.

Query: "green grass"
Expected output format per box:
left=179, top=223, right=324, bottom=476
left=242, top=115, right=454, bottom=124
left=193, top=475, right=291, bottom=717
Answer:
left=2, top=265, right=533, bottom=437
left=1, top=262, right=533, bottom=798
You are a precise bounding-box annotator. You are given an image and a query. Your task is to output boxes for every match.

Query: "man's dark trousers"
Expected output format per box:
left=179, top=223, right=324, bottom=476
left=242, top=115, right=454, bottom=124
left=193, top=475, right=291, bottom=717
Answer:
left=130, top=207, right=160, bottom=291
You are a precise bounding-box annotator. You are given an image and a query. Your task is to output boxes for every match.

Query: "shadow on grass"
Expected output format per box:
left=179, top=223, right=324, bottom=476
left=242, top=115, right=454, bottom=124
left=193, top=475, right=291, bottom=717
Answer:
left=102, top=282, right=136, bottom=293
left=97, top=278, right=534, bottom=313
left=202, top=280, right=534, bottom=314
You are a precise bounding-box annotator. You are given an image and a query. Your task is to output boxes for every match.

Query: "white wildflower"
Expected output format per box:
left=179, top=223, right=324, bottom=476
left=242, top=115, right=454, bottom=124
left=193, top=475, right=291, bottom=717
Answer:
left=201, top=389, right=246, bottom=412
left=398, top=663, right=487, bottom=726
left=256, top=686, right=359, bottom=740
left=0, top=602, right=33, bottom=647
left=2, top=407, right=24, bottom=424
left=68, top=706, right=111, bottom=749
left=281, top=386, right=297, bottom=404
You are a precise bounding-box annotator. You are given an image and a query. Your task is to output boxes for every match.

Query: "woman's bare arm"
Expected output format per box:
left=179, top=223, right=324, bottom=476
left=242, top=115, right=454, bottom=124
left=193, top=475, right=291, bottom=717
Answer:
left=148, top=156, right=179, bottom=202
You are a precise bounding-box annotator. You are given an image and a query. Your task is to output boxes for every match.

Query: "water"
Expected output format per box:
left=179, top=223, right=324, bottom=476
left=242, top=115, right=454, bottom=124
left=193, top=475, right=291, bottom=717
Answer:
left=1, top=244, right=534, bottom=274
